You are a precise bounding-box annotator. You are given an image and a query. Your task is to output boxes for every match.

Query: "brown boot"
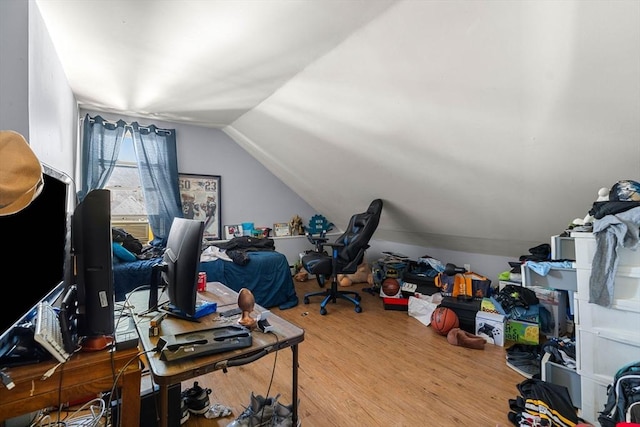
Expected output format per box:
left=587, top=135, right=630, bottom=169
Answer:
left=446, top=328, right=486, bottom=350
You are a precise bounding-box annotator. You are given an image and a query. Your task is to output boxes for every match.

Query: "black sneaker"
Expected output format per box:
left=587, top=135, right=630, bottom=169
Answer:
left=506, top=344, right=541, bottom=379
left=181, top=381, right=212, bottom=415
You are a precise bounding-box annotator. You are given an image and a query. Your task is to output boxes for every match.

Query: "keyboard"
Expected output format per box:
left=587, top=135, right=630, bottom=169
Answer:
left=34, top=301, right=71, bottom=363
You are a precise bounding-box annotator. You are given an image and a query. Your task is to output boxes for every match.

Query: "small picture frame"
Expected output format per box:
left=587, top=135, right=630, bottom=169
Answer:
left=224, top=224, right=243, bottom=240
left=273, top=222, right=291, bottom=237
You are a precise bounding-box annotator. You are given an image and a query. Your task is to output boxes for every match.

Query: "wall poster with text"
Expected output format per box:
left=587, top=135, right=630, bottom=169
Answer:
left=179, top=174, right=221, bottom=240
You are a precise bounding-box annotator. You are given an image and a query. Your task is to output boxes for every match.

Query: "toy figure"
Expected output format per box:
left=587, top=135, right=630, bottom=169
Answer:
left=289, top=215, right=305, bottom=236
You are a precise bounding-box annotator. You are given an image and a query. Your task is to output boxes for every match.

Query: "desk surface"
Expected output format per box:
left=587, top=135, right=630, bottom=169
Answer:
left=128, top=282, right=305, bottom=385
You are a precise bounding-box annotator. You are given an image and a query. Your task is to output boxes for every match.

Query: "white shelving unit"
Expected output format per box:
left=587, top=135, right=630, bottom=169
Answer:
left=571, top=231, right=640, bottom=424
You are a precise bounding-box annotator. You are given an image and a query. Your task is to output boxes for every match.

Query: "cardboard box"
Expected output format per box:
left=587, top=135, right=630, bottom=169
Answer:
left=475, top=311, right=506, bottom=346
left=505, top=319, right=539, bottom=345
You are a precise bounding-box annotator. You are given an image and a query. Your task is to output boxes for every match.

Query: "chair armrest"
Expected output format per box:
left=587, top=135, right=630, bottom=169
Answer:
left=324, top=242, right=345, bottom=248
left=306, top=234, right=328, bottom=245
left=305, top=232, right=329, bottom=252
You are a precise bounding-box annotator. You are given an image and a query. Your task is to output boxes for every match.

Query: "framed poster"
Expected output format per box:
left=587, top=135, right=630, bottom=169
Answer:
left=224, top=224, right=243, bottom=240
left=179, top=174, right=221, bottom=240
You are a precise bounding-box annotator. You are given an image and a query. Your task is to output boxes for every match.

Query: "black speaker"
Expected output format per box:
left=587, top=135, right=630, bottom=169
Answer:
left=73, top=189, right=115, bottom=339
left=110, top=381, right=181, bottom=427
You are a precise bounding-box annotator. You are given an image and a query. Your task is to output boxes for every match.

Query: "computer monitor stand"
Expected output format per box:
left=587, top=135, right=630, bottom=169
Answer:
left=139, top=262, right=167, bottom=317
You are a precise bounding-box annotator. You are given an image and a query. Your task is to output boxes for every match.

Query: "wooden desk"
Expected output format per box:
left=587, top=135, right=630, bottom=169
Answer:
left=0, top=345, right=141, bottom=426
left=129, top=282, right=305, bottom=427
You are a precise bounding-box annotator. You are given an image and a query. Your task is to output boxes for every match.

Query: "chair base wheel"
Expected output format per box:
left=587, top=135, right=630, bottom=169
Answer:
left=303, top=297, right=310, bottom=304
left=354, top=306, right=362, bottom=313
left=320, top=308, right=327, bottom=315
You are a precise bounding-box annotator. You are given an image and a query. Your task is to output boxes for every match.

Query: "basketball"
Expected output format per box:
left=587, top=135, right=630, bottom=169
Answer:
left=431, top=307, right=459, bottom=336
left=381, top=278, right=400, bottom=296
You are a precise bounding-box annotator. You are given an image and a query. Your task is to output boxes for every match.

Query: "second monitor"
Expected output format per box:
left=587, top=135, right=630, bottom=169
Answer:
left=150, top=217, right=205, bottom=321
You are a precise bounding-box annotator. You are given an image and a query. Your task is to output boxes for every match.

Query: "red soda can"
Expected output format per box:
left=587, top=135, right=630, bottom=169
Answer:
left=197, top=272, right=207, bottom=292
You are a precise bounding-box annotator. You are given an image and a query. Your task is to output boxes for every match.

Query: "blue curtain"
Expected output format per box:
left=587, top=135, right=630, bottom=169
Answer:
left=131, top=122, right=183, bottom=247
left=79, top=114, right=126, bottom=201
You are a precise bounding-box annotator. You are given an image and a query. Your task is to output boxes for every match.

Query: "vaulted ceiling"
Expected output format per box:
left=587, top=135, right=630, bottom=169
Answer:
left=36, top=0, right=640, bottom=257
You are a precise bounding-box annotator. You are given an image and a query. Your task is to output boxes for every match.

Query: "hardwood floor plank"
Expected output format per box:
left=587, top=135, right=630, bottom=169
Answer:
left=180, top=279, right=524, bottom=426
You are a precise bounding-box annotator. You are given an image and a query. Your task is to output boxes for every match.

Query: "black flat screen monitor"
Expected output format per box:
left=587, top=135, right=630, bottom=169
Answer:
left=0, top=164, right=75, bottom=366
left=160, top=217, right=205, bottom=320
left=73, top=189, right=115, bottom=340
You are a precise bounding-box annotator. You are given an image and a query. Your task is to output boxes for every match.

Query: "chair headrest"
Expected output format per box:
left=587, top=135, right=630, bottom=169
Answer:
left=367, top=199, right=383, bottom=215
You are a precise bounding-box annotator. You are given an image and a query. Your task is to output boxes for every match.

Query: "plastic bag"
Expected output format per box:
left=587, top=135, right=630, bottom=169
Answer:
left=408, top=294, right=441, bottom=327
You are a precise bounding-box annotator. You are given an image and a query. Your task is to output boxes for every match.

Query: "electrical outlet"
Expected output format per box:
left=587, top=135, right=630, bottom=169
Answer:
left=464, top=264, right=471, bottom=272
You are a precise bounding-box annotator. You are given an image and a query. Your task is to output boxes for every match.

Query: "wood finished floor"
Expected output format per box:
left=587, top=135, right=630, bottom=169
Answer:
left=180, top=279, right=524, bottom=426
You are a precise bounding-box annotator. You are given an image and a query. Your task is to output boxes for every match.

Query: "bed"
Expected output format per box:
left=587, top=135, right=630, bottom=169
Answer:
left=113, top=257, right=163, bottom=302
left=113, top=250, right=299, bottom=310
left=199, top=251, right=299, bottom=310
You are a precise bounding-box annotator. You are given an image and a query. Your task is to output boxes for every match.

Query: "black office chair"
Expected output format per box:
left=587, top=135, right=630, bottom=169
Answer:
left=302, top=199, right=383, bottom=315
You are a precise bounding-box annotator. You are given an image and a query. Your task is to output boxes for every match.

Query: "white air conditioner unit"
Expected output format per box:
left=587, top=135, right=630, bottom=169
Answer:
left=112, top=220, right=150, bottom=243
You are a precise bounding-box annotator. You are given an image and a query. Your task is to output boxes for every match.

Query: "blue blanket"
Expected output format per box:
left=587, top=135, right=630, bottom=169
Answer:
left=199, top=251, right=299, bottom=310
left=113, top=257, right=163, bottom=301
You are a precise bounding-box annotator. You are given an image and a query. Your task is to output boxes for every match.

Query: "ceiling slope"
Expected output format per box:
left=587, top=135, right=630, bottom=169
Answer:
left=36, top=0, right=640, bottom=256
left=35, top=0, right=396, bottom=127
left=226, top=0, right=640, bottom=256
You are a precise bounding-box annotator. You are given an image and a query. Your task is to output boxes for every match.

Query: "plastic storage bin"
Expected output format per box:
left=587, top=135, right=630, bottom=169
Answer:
left=576, top=266, right=640, bottom=312
left=579, top=373, right=610, bottom=425
left=574, top=295, right=640, bottom=331
left=572, top=231, right=640, bottom=269
left=576, top=325, right=640, bottom=383
left=542, top=353, right=581, bottom=408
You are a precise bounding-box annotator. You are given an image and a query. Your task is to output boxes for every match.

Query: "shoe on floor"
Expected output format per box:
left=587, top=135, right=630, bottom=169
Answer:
left=506, top=357, right=541, bottom=379
left=182, top=381, right=212, bottom=415
left=180, top=396, right=190, bottom=425
left=226, top=392, right=280, bottom=427
left=271, top=399, right=301, bottom=427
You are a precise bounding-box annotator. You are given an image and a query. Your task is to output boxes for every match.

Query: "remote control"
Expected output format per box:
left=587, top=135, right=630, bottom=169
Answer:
left=219, top=307, right=242, bottom=317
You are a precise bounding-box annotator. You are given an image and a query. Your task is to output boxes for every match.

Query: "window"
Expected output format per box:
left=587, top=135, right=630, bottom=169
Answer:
left=105, top=132, right=150, bottom=242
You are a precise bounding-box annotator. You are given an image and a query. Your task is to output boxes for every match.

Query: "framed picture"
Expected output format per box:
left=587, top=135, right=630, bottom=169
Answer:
left=273, top=222, right=291, bottom=237
left=179, top=174, right=221, bottom=240
left=224, top=224, right=243, bottom=240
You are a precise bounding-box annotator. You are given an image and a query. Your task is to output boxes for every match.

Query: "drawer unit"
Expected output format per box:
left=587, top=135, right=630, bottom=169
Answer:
left=576, top=325, right=640, bottom=383
left=579, top=373, right=610, bottom=425
left=523, top=264, right=576, bottom=314
left=522, top=264, right=577, bottom=291
left=574, top=294, right=640, bottom=332
left=572, top=231, right=640, bottom=269
left=576, top=266, right=640, bottom=312
left=542, top=354, right=581, bottom=408
left=551, top=234, right=576, bottom=260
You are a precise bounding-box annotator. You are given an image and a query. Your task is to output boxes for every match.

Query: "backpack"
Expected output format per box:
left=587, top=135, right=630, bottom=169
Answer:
left=508, top=378, right=583, bottom=427
left=112, top=227, right=144, bottom=254
left=598, top=360, right=640, bottom=426
left=495, top=284, right=539, bottom=312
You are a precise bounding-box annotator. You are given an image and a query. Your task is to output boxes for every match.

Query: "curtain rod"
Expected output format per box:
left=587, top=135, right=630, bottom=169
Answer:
left=85, top=115, right=173, bottom=135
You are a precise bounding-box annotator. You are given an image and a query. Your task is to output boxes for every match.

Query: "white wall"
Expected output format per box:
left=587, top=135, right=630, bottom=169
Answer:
left=228, top=0, right=640, bottom=259
left=0, top=0, right=77, bottom=178
left=0, top=0, right=30, bottom=137
left=28, top=0, right=78, bottom=175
